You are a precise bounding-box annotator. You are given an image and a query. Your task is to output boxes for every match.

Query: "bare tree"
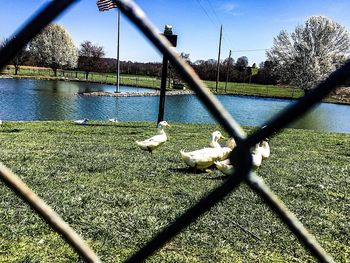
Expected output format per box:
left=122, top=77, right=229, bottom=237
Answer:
left=267, top=16, right=350, bottom=94
left=1, top=38, right=28, bottom=75
left=78, top=41, right=105, bottom=79
left=29, top=24, right=77, bottom=76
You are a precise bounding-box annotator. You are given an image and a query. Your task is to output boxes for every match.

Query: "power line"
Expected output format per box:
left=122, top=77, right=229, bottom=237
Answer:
left=195, top=0, right=235, bottom=54
left=204, top=0, right=235, bottom=49
left=195, top=0, right=218, bottom=30
left=204, top=0, right=221, bottom=27
left=195, top=0, right=268, bottom=58
left=195, top=0, right=230, bottom=50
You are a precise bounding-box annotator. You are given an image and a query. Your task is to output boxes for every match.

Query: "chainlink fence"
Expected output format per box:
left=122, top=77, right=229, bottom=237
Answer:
left=1, top=0, right=349, bottom=262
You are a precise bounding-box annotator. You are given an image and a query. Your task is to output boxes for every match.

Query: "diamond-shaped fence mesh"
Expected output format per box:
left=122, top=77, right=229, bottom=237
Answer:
left=0, top=0, right=349, bottom=262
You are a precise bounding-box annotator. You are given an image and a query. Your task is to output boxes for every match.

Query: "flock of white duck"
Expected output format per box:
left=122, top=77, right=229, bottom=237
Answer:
left=0, top=119, right=269, bottom=175
left=135, top=121, right=270, bottom=175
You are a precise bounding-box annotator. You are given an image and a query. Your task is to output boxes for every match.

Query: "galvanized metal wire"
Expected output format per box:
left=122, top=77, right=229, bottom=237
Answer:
left=0, top=0, right=349, bottom=262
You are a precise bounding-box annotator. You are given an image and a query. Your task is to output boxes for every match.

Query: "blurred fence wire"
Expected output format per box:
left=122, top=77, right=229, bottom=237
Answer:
left=1, top=0, right=349, bottom=262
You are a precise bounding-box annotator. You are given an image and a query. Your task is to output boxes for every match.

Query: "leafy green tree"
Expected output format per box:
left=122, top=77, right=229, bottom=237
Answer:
left=29, top=24, right=77, bottom=76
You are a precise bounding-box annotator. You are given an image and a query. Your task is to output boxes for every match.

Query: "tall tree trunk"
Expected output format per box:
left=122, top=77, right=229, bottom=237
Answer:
left=85, top=71, right=89, bottom=80
left=14, top=66, right=19, bottom=75
left=303, top=89, right=311, bottom=96
left=53, top=68, right=57, bottom=77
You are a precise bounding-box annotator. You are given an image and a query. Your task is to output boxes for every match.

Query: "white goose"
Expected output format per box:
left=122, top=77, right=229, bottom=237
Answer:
left=136, top=121, right=170, bottom=153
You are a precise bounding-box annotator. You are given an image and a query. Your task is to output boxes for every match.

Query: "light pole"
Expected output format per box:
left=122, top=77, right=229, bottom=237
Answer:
left=115, top=8, right=121, bottom=93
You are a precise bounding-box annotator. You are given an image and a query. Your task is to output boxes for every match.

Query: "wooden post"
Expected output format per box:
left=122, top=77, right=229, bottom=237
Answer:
left=168, top=64, right=171, bottom=89
left=225, top=49, right=232, bottom=93
left=215, top=25, right=223, bottom=92
left=157, top=25, right=177, bottom=124
left=158, top=55, right=169, bottom=123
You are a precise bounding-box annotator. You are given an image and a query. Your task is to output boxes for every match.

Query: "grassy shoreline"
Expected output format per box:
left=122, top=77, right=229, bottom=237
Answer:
left=0, top=121, right=349, bottom=262
left=2, top=66, right=349, bottom=105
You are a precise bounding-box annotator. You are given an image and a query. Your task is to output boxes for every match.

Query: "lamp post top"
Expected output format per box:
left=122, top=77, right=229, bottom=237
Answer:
left=164, top=25, right=173, bottom=35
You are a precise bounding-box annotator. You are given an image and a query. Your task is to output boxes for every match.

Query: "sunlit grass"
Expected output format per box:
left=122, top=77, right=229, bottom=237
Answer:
left=0, top=121, right=349, bottom=262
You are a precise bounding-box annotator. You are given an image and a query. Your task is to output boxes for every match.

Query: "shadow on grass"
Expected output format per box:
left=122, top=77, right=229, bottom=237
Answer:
left=74, top=124, right=150, bottom=128
left=169, top=167, right=204, bottom=175
left=74, top=124, right=113, bottom=127
left=0, top=128, right=22, bottom=133
left=205, top=175, right=228, bottom=181
left=169, top=167, right=228, bottom=181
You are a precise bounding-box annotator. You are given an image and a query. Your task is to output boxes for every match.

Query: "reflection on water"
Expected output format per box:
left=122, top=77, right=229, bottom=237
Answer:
left=0, top=79, right=349, bottom=133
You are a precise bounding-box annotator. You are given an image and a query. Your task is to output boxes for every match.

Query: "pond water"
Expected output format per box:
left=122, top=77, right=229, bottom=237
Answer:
left=0, top=78, right=349, bottom=133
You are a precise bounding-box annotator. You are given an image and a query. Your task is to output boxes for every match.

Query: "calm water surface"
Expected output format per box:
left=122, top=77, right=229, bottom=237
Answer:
left=0, top=78, right=349, bottom=133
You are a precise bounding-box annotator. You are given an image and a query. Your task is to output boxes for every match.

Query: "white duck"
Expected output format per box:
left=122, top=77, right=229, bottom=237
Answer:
left=216, top=139, right=267, bottom=175
left=74, top=119, right=88, bottom=125
left=136, top=121, right=170, bottom=153
left=180, top=131, right=225, bottom=171
left=258, top=138, right=270, bottom=159
left=109, top=118, right=118, bottom=123
left=252, top=143, right=263, bottom=168
left=216, top=146, right=260, bottom=176
left=208, top=131, right=225, bottom=148
left=215, top=158, right=233, bottom=176
left=219, top=137, right=237, bottom=160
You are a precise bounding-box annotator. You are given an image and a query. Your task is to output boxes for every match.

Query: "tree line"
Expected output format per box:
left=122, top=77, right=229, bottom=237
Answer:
left=2, top=16, right=350, bottom=93
left=0, top=23, right=276, bottom=85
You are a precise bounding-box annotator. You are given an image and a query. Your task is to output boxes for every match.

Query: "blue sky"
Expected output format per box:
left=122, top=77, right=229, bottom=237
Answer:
left=1, top=0, right=350, bottom=65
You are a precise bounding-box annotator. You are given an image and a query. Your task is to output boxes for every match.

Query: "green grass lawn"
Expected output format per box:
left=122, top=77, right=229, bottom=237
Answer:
left=204, top=80, right=303, bottom=99
left=0, top=121, right=349, bottom=262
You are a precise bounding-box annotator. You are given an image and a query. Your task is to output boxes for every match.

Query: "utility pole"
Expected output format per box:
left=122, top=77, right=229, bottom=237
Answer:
left=215, top=25, right=223, bottom=92
left=225, top=49, right=232, bottom=93
left=115, top=8, right=121, bottom=93
left=157, top=25, right=177, bottom=124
